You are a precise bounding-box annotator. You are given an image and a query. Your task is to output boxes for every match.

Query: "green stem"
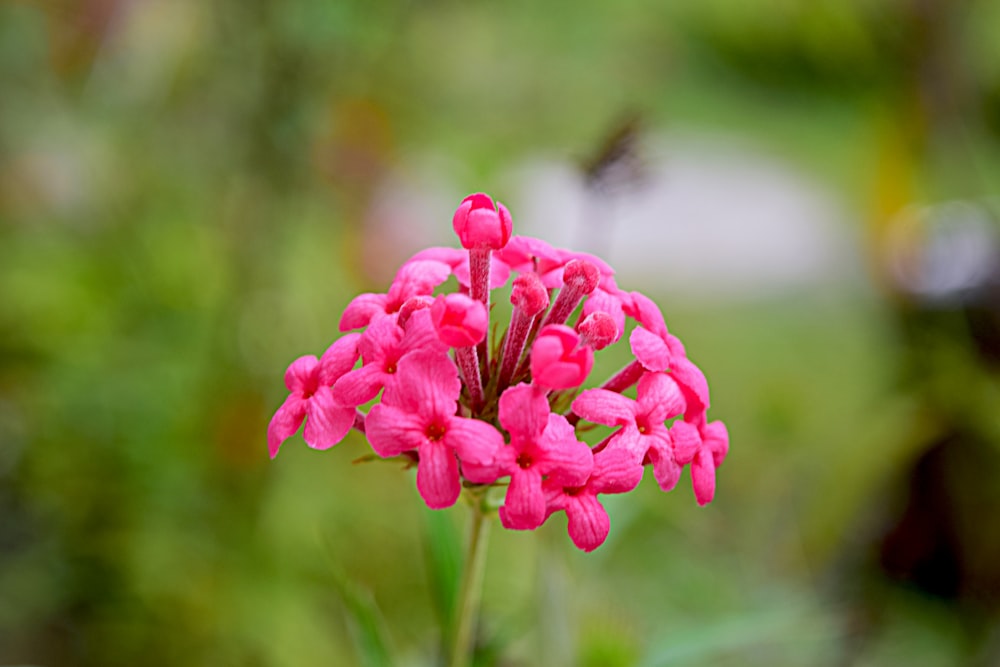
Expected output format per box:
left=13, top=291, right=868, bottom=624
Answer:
left=448, top=503, right=490, bottom=667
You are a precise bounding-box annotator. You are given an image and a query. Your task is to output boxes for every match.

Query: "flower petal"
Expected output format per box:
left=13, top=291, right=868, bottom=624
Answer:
left=447, top=415, right=504, bottom=470
left=365, top=403, right=427, bottom=457
left=703, top=420, right=730, bottom=467
left=500, top=469, right=546, bottom=530
left=590, top=448, right=644, bottom=494
left=284, top=355, right=319, bottom=394
left=318, top=333, right=361, bottom=386
left=498, top=383, right=550, bottom=441
left=637, top=372, right=686, bottom=423
left=691, top=449, right=717, bottom=506
left=388, top=259, right=452, bottom=304
left=565, top=494, right=611, bottom=552
left=572, top=388, right=636, bottom=427
left=340, top=293, right=389, bottom=331
left=647, top=435, right=682, bottom=492
left=267, top=394, right=307, bottom=458
left=384, top=349, right=460, bottom=414
left=416, top=441, right=461, bottom=509
left=669, top=420, right=702, bottom=464
left=670, top=357, right=710, bottom=418
left=537, top=414, right=593, bottom=486
left=630, top=326, right=670, bottom=372
left=303, top=386, right=354, bottom=450
left=332, top=364, right=385, bottom=407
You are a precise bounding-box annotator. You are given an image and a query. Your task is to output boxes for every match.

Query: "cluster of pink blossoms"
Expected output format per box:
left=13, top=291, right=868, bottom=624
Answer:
left=268, top=193, right=729, bottom=552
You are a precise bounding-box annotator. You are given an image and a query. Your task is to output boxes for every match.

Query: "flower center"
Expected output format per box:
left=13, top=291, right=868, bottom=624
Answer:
left=425, top=422, right=446, bottom=441
left=516, top=452, right=533, bottom=469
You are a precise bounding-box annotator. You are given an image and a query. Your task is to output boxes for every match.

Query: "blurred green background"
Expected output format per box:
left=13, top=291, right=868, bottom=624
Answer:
left=3, top=1, right=1000, bottom=665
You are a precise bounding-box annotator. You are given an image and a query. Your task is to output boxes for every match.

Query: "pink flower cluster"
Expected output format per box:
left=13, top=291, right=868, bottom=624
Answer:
left=268, top=193, right=729, bottom=552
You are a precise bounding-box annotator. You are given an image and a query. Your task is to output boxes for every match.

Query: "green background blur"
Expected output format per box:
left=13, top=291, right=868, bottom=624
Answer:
left=3, top=1, right=1000, bottom=665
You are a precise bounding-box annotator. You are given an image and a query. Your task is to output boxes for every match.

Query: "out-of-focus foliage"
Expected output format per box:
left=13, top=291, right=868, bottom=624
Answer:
left=2, top=1, right=1000, bottom=665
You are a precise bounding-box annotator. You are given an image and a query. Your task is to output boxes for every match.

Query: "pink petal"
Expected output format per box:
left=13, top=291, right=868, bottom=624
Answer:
left=703, top=420, right=730, bottom=467
left=359, top=315, right=404, bottom=365
left=626, top=291, right=667, bottom=339
left=406, top=246, right=465, bottom=268
left=691, top=449, right=717, bottom=506
left=647, top=435, right=681, bottom=492
left=318, top=333, right=361, bottom=386
left=383, top=349, right=459, bottom=414
left=447, top=415, right=504, bottom=470
left=630, top=327, right=670, bottom=372
left=498, top=383, right=550, bottom=440
left=496, top=235, right=560, bottom=273
left=399, top=307, right=448, bottom=356
left=267, top=394, right=307, bottom=458
left=590, top=448, right=644, bottom=494
left=537, top=414, right=593, bottom=486
left=670, top=357, right=710, bottom=418
left=566, top=494, right=611, bottom=552
left=637, top=372, right=686, bottom=423
left=387, top=259, right=452, bottom=305
left=331, top=364, right=385, bottom=407
left=303, top=386, right=354, bottom=450
left=572, top=388, right=636, bottom=427
left=364, top=403, right=428, bottom=457
left=284, top=355, right=319, bottom=394
left=339, top=293, right=389, bottom=331
left=669, top=420, right=702, bottom=464
left=499, top=469, right=546, bottom=530
left=416, top=441, right=461, bottom=509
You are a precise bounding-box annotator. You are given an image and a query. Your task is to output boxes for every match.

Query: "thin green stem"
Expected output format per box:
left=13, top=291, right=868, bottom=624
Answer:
left=448, top=503, right=490, bottom=667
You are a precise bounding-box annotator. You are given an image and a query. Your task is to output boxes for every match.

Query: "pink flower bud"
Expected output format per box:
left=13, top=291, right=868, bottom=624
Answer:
left=452, top=192, right=513, bottom=250
left=561, top=259, right=600, bottom=295
left=431, top=293, right=488, bottom=348
left=510, top=272, right=549, bottom=316
left=577, top=312, right=617, bottom=350
left=530, top=325, right=593, bottom=390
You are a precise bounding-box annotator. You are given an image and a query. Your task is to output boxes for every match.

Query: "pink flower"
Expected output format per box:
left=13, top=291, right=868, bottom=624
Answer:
left=430, top=293, right=488, bottom=348
left=626, top=291, right=710, bottom=421
left=572, top=371, right=686, bottom=491
left=530, top=325, right=594, bottom=390
left=492, top=384, right=593, bottom=530
left=671, top=419, right=730, bottom=506
left=495, top=235, right=565, bottom=288
left=407, top=246, right=511, bottom=291
left=333, top=308, right=446, bottom=407
left=365, top=350, right=504, bottom=509
left=452, top=193, right=513, bottom=250
left=543, top=448, right=644, bottom=552
left=267, top=333, right=361, bottom=458
left=340, top=259, right=452, bottom=331
left=268, top=191, right=730, bottom=548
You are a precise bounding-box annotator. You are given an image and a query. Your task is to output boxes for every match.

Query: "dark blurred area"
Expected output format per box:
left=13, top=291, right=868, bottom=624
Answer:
left=2, top=1, right=1000, bottom=665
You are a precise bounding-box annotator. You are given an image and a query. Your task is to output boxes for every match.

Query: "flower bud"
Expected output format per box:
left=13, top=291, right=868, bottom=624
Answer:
left=530, top=325, right=593, bottom=390
left=431, top=293, right=488, bottom=348
left=452, top=193, right=513, bottom=250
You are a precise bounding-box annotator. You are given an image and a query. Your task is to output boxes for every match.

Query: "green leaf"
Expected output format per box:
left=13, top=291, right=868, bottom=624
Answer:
left=328, top=563, right=395, bottom=667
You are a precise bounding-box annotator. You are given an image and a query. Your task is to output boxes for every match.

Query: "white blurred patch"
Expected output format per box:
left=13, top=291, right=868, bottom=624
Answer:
left=507, top=133, right=860, bottom=299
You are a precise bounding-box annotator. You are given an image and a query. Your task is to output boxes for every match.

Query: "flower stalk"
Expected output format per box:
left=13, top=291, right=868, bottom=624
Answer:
left=448, top=499, right=491, bottom=667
